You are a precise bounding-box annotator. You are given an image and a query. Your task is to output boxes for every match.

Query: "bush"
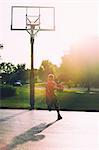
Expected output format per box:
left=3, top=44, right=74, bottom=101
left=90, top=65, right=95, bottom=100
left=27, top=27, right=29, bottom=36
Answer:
left=35, top=82, right=46, bottom=87
left=0, top=85, right=16, bottom=99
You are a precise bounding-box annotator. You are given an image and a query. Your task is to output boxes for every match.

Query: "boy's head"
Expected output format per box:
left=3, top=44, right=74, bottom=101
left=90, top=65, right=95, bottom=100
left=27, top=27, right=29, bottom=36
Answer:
left=48, top=74, right=54, bottom=80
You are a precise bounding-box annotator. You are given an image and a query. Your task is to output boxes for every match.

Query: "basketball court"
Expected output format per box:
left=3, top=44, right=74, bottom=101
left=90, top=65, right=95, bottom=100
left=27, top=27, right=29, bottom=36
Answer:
left=0, top=109, right=99, bottom=150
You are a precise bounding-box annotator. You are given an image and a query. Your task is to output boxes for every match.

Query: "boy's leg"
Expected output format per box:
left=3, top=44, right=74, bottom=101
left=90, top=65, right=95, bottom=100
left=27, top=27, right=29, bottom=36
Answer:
left=54, top=101, right=62, bottom=120
left=46, top=97, right=52, bottom=111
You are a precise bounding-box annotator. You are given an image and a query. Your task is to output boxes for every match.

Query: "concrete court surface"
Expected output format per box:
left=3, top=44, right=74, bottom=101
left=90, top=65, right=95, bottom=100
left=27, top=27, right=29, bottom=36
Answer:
left=0, top=109, right=99, bottom=150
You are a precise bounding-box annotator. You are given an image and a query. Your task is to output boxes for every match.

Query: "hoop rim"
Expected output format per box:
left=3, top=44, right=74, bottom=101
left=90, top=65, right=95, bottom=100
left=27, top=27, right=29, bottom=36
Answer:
left=27, top=23, right=40, bottom=26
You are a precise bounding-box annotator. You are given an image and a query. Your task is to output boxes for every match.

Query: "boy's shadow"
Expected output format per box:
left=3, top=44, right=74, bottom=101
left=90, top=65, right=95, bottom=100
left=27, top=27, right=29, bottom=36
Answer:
left=6, top=120, right=57, bottom=150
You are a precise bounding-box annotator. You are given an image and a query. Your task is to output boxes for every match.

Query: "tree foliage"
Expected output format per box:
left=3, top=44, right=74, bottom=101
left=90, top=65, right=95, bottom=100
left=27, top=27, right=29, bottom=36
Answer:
left=0, top=62, right=29, bottom=84
left=59, top=37, right=99, bottom=90
left=38, top=60, right=58, bottom=81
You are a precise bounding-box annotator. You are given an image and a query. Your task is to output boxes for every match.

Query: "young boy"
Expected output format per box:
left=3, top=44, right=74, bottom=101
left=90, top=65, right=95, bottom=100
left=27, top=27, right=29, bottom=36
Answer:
left=46, top=74, right=62, bottom=120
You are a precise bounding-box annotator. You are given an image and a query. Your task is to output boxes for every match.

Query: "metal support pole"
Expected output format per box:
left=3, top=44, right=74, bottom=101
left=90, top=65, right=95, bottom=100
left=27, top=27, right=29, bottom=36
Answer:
left=30, top=35, right=35, bottom=109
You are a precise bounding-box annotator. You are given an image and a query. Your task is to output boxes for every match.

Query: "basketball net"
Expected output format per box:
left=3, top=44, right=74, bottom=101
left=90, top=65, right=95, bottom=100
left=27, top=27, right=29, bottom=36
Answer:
left=26, top=16, right=40, bottom=36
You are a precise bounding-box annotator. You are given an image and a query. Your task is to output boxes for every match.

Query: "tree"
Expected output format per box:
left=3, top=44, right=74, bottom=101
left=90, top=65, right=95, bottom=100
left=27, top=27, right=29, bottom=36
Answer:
left=58, top=54, right=74, bottom=83
left=0, top=62, right=16, bottom=74
left=59, top=37, right=99, bottom=90
left=38, top=60, right=58, bottom=81
left=10, top=64, right=27, bottom=84
left=70, top=37, right=99, bottom=91
left=0, top=63, right=29, bottom=85
left=0, top=62, right=16, bottom=84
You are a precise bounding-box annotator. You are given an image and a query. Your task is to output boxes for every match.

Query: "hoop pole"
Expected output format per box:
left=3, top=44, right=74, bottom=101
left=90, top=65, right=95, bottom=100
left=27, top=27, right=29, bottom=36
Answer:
left=30, top=34, right=35, bottom=109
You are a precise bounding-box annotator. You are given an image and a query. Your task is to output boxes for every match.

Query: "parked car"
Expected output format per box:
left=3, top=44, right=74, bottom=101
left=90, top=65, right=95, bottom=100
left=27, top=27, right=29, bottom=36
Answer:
left=13, top=81, right=22, bottom=86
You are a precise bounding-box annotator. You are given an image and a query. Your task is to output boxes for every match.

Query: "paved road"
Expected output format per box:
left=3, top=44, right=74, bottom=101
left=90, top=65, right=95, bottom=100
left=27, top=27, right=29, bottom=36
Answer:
left=0, top=109, right=99, bottom=150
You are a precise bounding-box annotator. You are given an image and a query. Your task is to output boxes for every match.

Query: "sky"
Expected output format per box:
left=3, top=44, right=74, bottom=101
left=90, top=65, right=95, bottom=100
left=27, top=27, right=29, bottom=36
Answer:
left=0, top=0, right=99, bottom=69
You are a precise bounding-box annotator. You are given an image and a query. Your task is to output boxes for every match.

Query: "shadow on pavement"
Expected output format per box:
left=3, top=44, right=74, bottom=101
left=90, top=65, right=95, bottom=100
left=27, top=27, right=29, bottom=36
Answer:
left=6, top=120, right=57, bottom=150
left=0, top=110, right=27, bottom=122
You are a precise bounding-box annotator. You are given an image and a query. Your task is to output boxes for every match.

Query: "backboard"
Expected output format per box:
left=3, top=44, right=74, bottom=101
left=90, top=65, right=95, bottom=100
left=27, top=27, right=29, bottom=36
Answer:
left=11, top=6, right=55, bottom=32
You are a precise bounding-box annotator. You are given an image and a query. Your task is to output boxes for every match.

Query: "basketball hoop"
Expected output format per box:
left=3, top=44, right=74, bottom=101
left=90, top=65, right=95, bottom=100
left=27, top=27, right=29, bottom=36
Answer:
left=11, top=6, right=55, bottom=32
left=26, top=12, right=40, bottom=36
left=26, top=23, right=40, bottom=35
left=10, top=6, right=55, bottom=109
left=27, top=23, right=39, bottom=29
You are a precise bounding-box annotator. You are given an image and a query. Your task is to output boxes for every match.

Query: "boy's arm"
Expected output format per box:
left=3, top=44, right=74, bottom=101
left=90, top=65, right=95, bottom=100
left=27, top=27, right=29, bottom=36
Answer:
left=53, top=81, right=59, bottom=90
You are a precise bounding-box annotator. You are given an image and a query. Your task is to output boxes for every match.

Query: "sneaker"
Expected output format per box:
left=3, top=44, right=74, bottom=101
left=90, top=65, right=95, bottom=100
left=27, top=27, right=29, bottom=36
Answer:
left=48, top=106, right=52, bottom=111
left=57, top=115, right=62, bottom=120
left=48, top=108, right=52, bottom=111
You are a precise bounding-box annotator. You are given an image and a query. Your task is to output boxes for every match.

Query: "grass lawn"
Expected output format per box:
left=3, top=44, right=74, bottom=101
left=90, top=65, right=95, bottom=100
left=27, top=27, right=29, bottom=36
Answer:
left=0, top=85, right=99, bottom=111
